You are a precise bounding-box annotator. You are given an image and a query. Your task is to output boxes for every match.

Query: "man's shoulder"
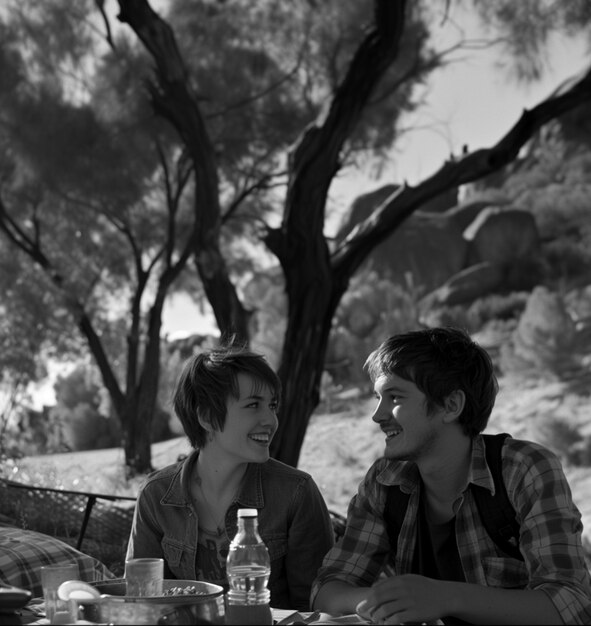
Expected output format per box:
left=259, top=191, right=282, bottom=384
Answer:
left=501, top=435, right=561, bottom=464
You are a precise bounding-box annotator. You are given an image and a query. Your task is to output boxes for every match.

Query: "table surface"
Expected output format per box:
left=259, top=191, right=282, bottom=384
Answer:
left=1, top=603, right=368, bottom=625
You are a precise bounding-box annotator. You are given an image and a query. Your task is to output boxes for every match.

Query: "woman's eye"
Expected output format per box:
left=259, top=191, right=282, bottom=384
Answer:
left=269, top=402, right=278, bottom=411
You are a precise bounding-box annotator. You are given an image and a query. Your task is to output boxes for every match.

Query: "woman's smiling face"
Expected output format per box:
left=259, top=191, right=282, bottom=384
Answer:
left=207, top=372, right=279, bottom=464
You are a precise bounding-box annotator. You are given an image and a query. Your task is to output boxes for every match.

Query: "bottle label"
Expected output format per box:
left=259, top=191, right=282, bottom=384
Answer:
left=225, top=603, right=273, bottom=626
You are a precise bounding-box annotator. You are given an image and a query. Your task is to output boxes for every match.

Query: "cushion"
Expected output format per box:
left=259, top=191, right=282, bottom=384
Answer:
left=0, top=526, right=115, bottom=597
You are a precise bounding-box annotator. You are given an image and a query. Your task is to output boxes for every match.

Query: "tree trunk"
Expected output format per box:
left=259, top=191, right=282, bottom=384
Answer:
left=123, top=402, right=153, bottom=476
left=270, top=275, right=347, bottom=466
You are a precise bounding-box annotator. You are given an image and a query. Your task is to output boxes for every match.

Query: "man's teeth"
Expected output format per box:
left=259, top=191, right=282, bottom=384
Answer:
left=385, top=429, right=401, bottom=438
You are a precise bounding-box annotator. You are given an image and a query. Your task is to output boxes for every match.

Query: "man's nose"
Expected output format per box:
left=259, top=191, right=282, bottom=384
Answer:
left=371, top=399, right=387, bottom=424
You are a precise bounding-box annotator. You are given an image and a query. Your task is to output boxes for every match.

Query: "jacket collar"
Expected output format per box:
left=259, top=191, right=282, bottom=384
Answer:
left=160, top=448, right=266, bottom=508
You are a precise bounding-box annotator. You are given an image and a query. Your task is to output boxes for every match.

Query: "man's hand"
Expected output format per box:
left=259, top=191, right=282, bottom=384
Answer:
left=356, top=574, right=448, bottom=625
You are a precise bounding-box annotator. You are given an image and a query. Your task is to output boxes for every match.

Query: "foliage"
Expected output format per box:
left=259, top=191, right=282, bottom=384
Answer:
left=467, top=292, right=529, bottom=323
left=0, top=0, right=204, bottom=472
left=469, top=0, right=591, bottom=81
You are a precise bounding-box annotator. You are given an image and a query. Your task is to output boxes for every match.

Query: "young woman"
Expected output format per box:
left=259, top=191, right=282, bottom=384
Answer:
left=126, top=342, right=334, bottom=610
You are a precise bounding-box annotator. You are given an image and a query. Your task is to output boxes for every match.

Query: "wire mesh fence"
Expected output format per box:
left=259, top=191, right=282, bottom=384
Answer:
left=0, top=478, right=136, bottom=576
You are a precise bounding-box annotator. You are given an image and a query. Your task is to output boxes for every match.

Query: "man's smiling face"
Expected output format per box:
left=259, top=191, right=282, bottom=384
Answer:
left=370, top=372, right=444, bottom=462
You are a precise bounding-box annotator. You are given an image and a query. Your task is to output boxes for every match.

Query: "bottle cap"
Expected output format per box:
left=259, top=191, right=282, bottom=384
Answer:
left=237, top=508, right=258, bottom=518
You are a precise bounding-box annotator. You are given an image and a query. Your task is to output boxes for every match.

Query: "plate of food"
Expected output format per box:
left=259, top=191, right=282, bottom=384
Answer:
left=89, top=578, right=225, bottom=624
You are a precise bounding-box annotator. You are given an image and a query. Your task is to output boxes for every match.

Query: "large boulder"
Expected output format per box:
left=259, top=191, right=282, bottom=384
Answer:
left=508, top=286, right=578, bottom=376
left=419, top=261, right=506, bottom=308
left=335, top=185, right=399, bottom=242
left=336, top=185, right=459, bottom=242
left=339, top=210, right=468, bottom=293
left=445, top=192, right=509, bottom=232
left=464, top=206, right=541, bottom=267
left=335, top=185, right=463, bottom=292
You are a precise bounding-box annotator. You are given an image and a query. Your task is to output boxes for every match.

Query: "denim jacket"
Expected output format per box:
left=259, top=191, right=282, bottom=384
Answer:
left=126, top=450, right=334, bottom=610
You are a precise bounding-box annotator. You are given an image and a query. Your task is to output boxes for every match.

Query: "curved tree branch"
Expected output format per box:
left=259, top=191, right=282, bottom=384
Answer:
left=333, top=61, right=591, bottom=280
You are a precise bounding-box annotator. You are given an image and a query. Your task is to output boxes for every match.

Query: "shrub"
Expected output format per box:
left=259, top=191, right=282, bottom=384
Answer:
left=468, top=292, right=529, bottom=324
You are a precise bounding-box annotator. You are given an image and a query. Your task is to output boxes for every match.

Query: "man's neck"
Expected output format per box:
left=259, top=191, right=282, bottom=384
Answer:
left=418, top=433, right=473, bottom=504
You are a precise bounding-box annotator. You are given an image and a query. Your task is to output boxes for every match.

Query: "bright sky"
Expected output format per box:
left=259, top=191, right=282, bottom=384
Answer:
left=386, top=34, right=589, bottom=185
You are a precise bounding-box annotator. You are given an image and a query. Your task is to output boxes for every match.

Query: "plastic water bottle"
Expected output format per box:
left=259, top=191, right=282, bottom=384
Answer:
left=225, top=508, right=273, bottom=625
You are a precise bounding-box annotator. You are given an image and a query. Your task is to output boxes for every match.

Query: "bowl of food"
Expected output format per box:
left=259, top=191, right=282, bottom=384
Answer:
left=89, top=578, right=225, bottom=625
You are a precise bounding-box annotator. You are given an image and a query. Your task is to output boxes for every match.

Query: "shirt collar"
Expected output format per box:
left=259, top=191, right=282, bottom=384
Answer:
left=374, top=434, right=495, bottom=495
left=467, top=434, right=496, bottom=494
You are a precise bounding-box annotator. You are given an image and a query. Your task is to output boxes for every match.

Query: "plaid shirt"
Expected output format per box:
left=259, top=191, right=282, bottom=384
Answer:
left=0, top=525, right=115, bottom=597
left=311, top=435, right=591, bottom=625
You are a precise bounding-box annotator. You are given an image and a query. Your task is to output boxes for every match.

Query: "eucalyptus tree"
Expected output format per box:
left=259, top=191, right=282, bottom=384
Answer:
left=0, top=0, right=200, bottom=473
left=112, top=0, right=591, bottom=467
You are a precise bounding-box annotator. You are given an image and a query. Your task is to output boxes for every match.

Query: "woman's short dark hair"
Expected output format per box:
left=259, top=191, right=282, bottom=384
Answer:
left=364, top=326, right=498, bottom=438
left=172, top=342, right=281, bottom=449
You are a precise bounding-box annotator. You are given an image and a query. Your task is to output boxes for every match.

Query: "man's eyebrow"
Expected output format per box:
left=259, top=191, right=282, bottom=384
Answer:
left=378, top=383, right=407, bottom=394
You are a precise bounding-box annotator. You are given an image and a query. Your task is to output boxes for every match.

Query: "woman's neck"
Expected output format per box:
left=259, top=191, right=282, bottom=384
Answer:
left=194, top=449, right=247, bottom=496
left=190, top=450, right=247, bottom=532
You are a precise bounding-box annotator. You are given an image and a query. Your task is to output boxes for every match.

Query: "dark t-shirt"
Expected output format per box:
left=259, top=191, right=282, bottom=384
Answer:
left=414, top=498, right=471, bottom=626
left=195, top=525, right=229, bottom=589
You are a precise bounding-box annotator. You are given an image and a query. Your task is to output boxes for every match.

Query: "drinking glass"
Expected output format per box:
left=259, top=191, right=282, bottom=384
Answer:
left=125, top=557, right=164, bottom=596
left=40, top=563, right=79, bottom=623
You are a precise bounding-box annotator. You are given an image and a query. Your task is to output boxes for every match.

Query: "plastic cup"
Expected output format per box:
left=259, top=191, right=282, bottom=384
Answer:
left=125, top=557, right=164, bottom=596
left=40, top=563, right=79, bottom=623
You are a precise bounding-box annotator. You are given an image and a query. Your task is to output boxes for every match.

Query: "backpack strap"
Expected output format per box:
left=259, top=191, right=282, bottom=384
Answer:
left=471, top=433, right=523, bottom=561
left=383, top=484, right=410, bottom=553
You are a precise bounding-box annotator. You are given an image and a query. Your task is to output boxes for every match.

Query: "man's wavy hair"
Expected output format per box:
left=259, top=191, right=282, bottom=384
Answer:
left=364, top=326, right=498, bottom=438
left=173, top=339, right=281, bottom=449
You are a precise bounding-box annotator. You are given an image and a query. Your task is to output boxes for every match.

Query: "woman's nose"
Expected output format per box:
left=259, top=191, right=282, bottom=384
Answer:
left=264, top=406, right=278, bottom=424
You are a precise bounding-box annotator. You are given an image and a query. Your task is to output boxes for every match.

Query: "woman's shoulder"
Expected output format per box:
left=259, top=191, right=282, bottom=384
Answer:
left=258, top=458, right=317, bottom=485
left=137, top=459, right=183, bottom=494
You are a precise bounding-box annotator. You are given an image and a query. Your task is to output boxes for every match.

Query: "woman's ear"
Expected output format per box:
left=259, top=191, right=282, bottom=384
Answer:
left=197, top=410, right=213, bottom=433
left=442, top=389, right=465, bottom=423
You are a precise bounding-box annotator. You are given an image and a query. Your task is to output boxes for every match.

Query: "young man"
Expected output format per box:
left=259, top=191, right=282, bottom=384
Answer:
left=126, top=342, right=334, bottom=610
left=312, top=327, right=591, bottom=625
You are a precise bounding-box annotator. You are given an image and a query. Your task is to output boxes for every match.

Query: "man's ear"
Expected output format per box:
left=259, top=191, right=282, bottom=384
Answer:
left=442, top=389, right=465, bottom=423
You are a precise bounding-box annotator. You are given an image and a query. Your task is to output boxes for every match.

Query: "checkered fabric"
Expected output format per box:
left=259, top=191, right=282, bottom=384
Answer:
left=0, top=525, right=115, bottom=597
